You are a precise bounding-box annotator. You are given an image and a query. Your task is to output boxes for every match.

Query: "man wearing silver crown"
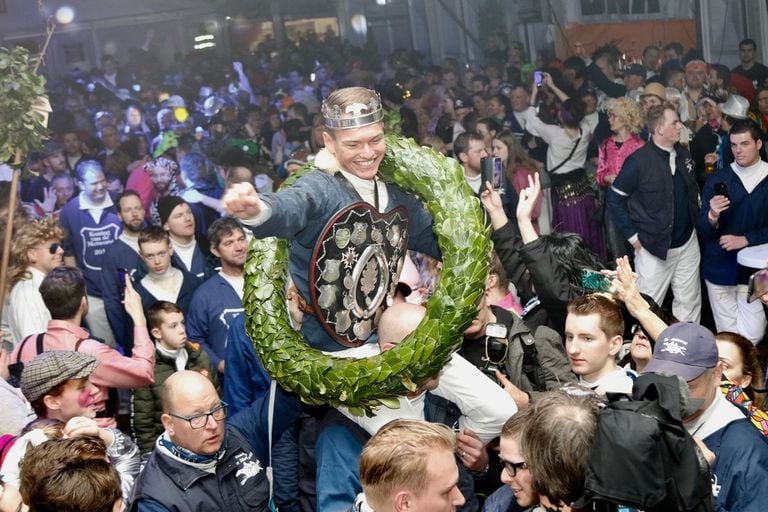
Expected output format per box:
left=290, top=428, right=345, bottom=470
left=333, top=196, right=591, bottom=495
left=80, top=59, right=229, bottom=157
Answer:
left=223, top=86, right=440, bottom=352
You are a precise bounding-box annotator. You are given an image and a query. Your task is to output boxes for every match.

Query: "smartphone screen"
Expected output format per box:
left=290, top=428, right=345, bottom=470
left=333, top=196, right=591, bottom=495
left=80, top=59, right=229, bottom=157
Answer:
left=748, top=268, right=768, bottom=303
left=534, top=70, right=543, bottom=87
left=481, top=157, right=505, bottom=194
left=714, top=182, right=729, bottom=199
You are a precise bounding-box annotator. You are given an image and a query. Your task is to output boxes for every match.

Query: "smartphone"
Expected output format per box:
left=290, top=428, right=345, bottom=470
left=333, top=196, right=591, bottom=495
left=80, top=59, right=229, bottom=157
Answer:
left=481, top=156, right=505, bottom=194
left=117, top=268, right=129, bottom=300
left=747, top=268, right=768, bottom=303
left=581, top=269, right=613, bottom=292
left=714, top=182, right=729, bottom=199
left=534, top=70, right=543, bottom=87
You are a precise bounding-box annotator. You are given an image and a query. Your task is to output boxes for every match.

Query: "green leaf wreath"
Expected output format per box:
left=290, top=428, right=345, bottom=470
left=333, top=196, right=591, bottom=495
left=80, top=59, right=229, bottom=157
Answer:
left=244, top=134, right=491, bottom=415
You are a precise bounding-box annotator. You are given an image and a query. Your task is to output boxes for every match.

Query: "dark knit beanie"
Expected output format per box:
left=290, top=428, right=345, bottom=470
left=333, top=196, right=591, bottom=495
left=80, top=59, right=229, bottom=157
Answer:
left=157, top=196, right=187, bottom=226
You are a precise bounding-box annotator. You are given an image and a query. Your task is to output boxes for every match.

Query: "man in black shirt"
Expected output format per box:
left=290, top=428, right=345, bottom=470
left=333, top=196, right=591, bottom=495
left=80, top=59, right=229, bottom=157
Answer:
left=732, top=38, right=768, bottom=89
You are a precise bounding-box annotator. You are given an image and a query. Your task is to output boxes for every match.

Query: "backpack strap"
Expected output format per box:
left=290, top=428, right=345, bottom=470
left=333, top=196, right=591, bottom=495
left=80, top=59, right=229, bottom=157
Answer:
left=15, top=334, right=36, bottom=364
left=35, top=332, right=45, bottom=355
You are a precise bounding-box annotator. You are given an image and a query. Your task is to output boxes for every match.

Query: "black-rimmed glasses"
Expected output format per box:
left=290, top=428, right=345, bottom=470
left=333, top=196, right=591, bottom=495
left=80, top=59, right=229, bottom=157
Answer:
left=48, top=243, right=62, bottom=254
left=499, top=455, right=529, bottom=477
left=169, top=402, right=228, bottom=429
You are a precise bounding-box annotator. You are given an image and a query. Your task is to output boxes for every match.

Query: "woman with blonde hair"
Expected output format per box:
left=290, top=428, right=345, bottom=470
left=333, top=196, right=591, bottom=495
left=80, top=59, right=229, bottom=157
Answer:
left=493, top=129, right=542, bottom=232
left=3, top=217, right=64, bottom=344
left=597, top=97, right=645, bottom=259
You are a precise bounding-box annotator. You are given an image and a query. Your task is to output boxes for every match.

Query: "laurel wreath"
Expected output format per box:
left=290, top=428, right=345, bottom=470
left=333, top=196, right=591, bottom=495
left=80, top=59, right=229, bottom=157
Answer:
left=243, top=134, right=491, bottom=415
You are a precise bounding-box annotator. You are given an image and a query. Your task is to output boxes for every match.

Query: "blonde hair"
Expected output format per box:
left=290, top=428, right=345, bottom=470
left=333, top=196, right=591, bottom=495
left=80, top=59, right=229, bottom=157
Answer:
left=7, top=217, right=64, bottom=292
left=605, top=97, right=645, bottom=134
left=360, top=419, right=455, bottom=507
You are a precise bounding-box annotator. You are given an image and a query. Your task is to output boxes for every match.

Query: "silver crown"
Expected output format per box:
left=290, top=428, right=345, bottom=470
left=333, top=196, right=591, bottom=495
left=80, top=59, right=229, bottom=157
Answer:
left=321, top=91, right=383, bottom=129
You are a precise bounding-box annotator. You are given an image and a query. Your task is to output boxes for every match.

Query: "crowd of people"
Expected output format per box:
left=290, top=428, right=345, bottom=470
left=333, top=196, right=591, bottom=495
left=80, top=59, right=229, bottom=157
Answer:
left=1, top=25, right=768, bottom=511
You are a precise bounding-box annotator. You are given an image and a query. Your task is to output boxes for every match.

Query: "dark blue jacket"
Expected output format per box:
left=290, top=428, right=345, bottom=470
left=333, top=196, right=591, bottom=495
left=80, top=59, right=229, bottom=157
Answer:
left=697, top=166, right=768, bottom=285
left=59, top=194, right=122, bottom=297
left=130, top=385, right=302, bottom=512
left=170, top=243, right=215, bottom=284
left=133, top=266, right=200, bottom=317
left=186, top=273, right=245, bottom=370
left=607, top=142, right=699, bottom=260
left=100, top=238, right=143, bottom=354
left=703, top=418, right=768, bottom=512
left=248, top=170, right=440, bottom=352
left=223, top=315, right=271, bottom=415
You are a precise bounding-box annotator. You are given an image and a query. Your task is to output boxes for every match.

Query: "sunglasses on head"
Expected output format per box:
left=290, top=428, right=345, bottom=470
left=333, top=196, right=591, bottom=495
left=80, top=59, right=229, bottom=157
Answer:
left=48, top=243, right=62, bottom=254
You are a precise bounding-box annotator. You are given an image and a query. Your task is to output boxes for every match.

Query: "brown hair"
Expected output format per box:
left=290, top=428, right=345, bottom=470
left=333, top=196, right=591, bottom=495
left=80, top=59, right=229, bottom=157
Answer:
left=6, top=217, right=64, bottom=292
left=147, top=300, right=184, bottom=331
left=494, top=129, right=538, bottom=177
left=716, top=331, right=765, bottom=409
left=646, top=103, right=676, bottom=134
left=138, top=225, right=171, bottom=250
left=520, top=390, right=600, bottom=507
left=359, top=419, right=455, bottom=509
left=20, top=436, right=122, bottom=512
left=567, top=293, right=624, bottom=339
left=39, top=266, right=86, bottom=320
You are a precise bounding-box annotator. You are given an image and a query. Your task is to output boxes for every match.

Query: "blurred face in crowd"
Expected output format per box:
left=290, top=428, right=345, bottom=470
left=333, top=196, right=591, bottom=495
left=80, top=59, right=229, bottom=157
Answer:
left=740, top=42, right=756, bottom=66
left=101, top=126, right=120, bottom=150
left=685, top=67, right=706, bottom=90
left=150, top=162, right=173, bottom=194
left=62, top=132, right=81, bottom=155
left=79, top=169, right=108, bottom=203
left=565, top=312, right=622, bottom=383
left=45, top=151, right=67, bottom=173
left=52, top=175, right=75, bottom=207
left=322, top=122, right=385, bottom=181
left=608, top=109, right=629, bottom=134
left=492, top=138, right=509, bottom=163
left=164, top=203, right=196, bottom=239
left=757, top=89, right=768, bottom=115
left=473, top=94, right=488, bottom=115
left=126, top=106, right=143, bottom=127
left=476, top=122, right=495, bottom=148
left=642, top=47, right=660, bottom=72
left=510, top=87, right=530, bottom=113
left=730, top=130, right=762, bottom=168
left=500, top=435, right=537, bottom=508
left=668, top=70, right=685, bottom=92
left=641, top=94, right=663, bottom=114
left=117, top=194, right=145, bottom=233
left=459, top=139, right=488, bottom=174
left=716, top=338, right=752, bottom=389
left=140, top=239, right=173, bottom=275
left=488, top=97, right=504, bottom=118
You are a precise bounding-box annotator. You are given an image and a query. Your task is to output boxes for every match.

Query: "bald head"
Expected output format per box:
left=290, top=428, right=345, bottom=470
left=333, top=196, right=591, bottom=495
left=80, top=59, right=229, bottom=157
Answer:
left=378, top=302, right=426, bottom=348
left=161, top=370, right=218, bottom=413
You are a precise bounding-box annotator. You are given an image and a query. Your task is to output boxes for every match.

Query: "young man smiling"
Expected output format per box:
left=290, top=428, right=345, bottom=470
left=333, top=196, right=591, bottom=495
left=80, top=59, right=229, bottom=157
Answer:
left=222, top=87, right=440, bottom=352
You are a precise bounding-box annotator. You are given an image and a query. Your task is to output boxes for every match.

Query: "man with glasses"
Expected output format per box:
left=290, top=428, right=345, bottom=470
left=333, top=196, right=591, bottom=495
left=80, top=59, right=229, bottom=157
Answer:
left=485, top=408, right=540, bottom=512
left=129, top=370, right=302, bottom=512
